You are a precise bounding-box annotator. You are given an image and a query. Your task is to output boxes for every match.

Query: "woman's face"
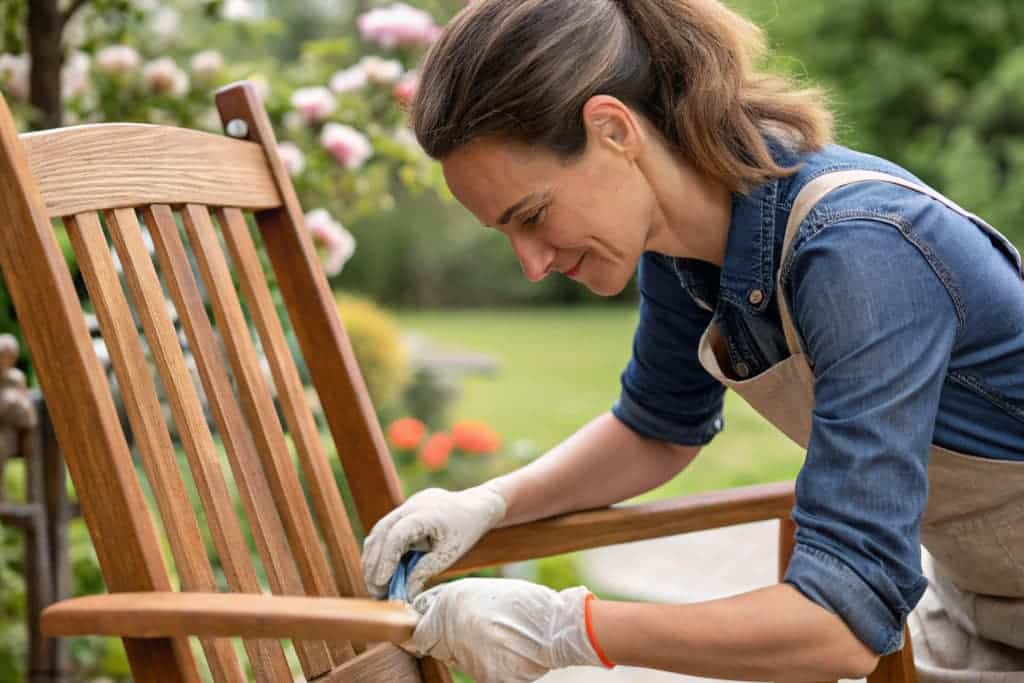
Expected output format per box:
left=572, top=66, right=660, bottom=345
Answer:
left=440, top=111, right=660, bottom=296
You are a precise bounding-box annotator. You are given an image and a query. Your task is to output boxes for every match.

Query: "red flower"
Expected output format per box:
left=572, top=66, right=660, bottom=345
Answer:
left=419, top=432, right=454, bottom=471
left=451, top=420, right=502, bottom=454
left=388, top=417, right=426, bottom=450
left=393, top=75, right=418, bottom=108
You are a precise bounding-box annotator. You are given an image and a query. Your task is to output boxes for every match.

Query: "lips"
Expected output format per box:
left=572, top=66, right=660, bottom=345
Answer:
left=565, top=254, right=585, bottom=278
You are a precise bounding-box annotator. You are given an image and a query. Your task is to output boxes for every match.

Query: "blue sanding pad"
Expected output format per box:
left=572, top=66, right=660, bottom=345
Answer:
left=388, top=550, right=425, bottom=602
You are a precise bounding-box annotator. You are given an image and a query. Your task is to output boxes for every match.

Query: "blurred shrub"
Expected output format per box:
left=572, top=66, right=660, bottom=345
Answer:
left=344, top=192, right=638, bottom=307
left=401, top=365, right=460, bottom=431
left=335, top=291, right=409, bottom=410
left=534, top=554, right=585, bottom=593
left=385, top=415, right=520, bottom=493
left=734, top=0, right=1024, bottom=246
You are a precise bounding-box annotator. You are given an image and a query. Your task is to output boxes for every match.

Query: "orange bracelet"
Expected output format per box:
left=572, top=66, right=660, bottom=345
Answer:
left=583, top=592, right=616, bottom=669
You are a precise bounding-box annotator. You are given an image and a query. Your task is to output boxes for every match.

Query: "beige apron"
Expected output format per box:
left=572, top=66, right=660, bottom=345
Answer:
left=696, top=170, right=1024, bottom=680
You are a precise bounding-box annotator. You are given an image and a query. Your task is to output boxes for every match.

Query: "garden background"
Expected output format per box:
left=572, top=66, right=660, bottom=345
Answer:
left=1, top=0, right=1023, bottom=680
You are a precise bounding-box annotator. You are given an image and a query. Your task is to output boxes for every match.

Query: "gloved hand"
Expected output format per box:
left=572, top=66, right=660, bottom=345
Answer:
left=401, top=578, right=611, bottom=683
left=362, top=483, right=508, bottom=599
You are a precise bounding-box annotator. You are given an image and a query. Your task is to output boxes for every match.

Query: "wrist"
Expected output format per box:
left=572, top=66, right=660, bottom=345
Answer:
left=584, top=593, right=616, bottom=669
left=550, top=587, right=616, bottom=670
left=476, top=480, right=510, bottom=525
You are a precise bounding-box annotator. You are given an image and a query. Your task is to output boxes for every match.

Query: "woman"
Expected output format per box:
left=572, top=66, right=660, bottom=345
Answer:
left=361, top=1, right=1024, bottom=681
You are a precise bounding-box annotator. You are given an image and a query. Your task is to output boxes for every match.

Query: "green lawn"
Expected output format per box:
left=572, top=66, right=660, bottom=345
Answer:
left=395, top=305, right=804, bottom=502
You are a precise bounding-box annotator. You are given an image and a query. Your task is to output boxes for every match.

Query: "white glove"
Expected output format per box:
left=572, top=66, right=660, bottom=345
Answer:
left=401, top=577, right=609, bottom=683
left=362, top=483, right=508, bottom=599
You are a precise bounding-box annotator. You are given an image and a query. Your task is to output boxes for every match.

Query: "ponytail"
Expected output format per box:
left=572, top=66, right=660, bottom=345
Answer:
left=413, top=0, right=833, bottom=192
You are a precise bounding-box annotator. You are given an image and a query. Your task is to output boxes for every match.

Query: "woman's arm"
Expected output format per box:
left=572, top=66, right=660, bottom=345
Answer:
left=591, top=584, right=880, bottom=681
left=404, top=574, right=880, bottom=682
left=489, top=411, right=700, bottom=527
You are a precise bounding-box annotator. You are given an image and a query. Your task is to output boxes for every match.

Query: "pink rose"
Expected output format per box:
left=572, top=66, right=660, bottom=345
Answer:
left=329, top=65, right=368, bottom=94
left=303, top=209, right=356, bottom=276
left=143, top=57, right=190, bottom=96
left=357, top=3, right=441, bottom=49
left=0, top=54, right=30, bottom=101
left=276, top=142, right=306, bottom=176
left=290, top=86, right=337, bottom=125
left=320, top=123, right=373, bottom=170
left=393, top=73, right=418, bottom=107
left=95, top=45, right=140, bottom=76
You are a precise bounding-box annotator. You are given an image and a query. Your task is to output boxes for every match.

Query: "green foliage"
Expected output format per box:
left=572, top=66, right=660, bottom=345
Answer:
left=732, top=0, right=1024, bottom=245
left=335, top=291, right=410, bottom=410
left=534, top=554, right=585, bottom=592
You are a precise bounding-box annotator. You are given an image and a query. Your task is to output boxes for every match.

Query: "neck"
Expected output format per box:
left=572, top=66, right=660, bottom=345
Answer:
left=640, top=142, right=733, bottom=266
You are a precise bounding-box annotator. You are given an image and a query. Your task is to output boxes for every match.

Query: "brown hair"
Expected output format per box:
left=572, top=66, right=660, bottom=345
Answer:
left=411, top=0, right=833, bottom=193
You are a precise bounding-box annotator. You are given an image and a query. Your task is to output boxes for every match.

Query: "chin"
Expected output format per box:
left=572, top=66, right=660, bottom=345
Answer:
left=585, top=274, right=630, bottom=298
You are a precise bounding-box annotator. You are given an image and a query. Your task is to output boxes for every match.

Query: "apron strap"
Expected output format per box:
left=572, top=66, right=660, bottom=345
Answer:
left=777, top=169, right=1023, bottom=356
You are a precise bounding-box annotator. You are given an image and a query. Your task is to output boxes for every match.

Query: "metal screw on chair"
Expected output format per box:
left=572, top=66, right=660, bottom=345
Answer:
left=225, top=118, right=249, bottom=139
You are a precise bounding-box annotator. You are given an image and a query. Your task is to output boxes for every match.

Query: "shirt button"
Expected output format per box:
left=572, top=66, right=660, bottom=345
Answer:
left=748, top=289, right=765, bottom=306
left=735, top=361, right=751, bottom=378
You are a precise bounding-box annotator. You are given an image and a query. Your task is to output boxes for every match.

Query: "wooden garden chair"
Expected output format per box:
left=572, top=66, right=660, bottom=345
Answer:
left=0, top=81, right=914, bottom=682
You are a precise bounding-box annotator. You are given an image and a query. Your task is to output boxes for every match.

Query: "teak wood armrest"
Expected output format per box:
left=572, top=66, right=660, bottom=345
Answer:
left=41, top=592, right=418, bottom=643
left=444, top=481, right=796, bottom=575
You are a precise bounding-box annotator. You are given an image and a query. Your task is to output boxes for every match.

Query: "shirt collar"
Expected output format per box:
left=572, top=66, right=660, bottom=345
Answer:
left=718, top=175, right=780, bottom=315
left=670, top=137, right=800, bottom=317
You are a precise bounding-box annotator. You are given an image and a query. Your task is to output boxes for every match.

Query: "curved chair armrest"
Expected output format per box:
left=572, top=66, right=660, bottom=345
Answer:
left=443, top=480, right=796, bottom=575
left=42, top=592, right=418, bottom=643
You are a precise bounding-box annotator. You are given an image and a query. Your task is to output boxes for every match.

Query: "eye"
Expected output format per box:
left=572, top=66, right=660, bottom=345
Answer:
left=521, top=207, right=546, bottom=226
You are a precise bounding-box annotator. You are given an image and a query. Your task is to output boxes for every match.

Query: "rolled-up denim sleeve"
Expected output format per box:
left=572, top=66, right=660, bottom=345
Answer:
left=612, top=252, right=725, bottom=446
left=782, top=218, right=959, bottom=655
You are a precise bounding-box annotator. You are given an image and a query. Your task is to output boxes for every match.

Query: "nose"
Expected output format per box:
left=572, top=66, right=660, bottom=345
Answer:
left=509, top=233, right=555, bottom=282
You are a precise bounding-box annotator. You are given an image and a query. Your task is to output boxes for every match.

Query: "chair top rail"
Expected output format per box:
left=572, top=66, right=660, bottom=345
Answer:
left=20, top=123, right=282, bottom=217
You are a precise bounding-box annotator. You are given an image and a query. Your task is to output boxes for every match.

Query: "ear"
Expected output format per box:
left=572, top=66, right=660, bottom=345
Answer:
left=582, top=95, right=643, bottom=158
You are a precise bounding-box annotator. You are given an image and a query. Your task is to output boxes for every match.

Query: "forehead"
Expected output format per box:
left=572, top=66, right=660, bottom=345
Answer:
left=441, top=138, right=557, bottom=225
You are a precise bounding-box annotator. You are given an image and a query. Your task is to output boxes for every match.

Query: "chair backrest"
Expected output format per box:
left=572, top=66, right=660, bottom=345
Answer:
left=0, top=82, right=423, bottom=682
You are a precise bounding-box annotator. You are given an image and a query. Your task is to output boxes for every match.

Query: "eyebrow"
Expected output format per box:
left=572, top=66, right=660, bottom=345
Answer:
left=496, top=190, right=552, bottom=226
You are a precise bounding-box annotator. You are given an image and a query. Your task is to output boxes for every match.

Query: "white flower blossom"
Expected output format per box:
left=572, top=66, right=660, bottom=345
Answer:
left=276, top=142, right=306, bottom=176
left=320, top=123, right=373, bottom=170
left=95, top=45, right=141, bottom=76
left=304, top=209, right=356, bottom=276
left=61, top=51, right=92, bottom=100
left=329, top=65, right=368, bottom=94
left=143, top=57, right=190, bottom=96
left=393, top=127, right=422, bottom=152
left=0, top=54, right=30, bottom=101
left=357, top=3, right=441, bottom=49
left=149, top=7, right=180, bottom=42
left=283, top=111, right=305, bottom=132
left=290, top=86, right=336, bottom=124
left=246, top=73, right=271, bottom=101
left=360, top=56, right=404, bottom=85
left=190, top=50, right=224, bottom=83
left=221, top=0, right=255, bottom=21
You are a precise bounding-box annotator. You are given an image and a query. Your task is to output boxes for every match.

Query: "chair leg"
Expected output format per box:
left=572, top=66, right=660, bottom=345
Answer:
left=419, top=658, right=453, bottom=683
left=867, top=625, right=916, bottom=683
left=777, top=518, right=838, bottom=683
left=37, top=392, right=70, bottom=682
left=778, top=517, right=797, bottom=582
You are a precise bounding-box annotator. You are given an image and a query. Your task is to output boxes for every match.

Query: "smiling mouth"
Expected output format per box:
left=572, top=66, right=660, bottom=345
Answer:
left=565, top=254, right=585, bottom=278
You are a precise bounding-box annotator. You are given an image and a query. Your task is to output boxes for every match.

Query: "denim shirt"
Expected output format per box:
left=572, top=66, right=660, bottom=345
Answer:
left=612, top=140, right=1024, bottom=655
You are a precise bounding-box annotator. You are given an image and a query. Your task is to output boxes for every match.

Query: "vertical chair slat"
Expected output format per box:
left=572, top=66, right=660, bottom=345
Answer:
left=216, top=80, right=453, bottom=683
left=215, top=206, right=366, bottom=603
left=67, top=210, right=246, bottom=683
left=140, top=203, right=334, bottom=679
left=215, top=84, right=405, bottom=532
left=0, top=94, right=198, bottom=682
left=181, top=203, right=355, bottom=665
left=104, top=207, right=292, bottom=682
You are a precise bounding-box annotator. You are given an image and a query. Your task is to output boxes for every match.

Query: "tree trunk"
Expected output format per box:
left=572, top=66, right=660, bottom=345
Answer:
left=27, top=0, right=63, bottom=130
